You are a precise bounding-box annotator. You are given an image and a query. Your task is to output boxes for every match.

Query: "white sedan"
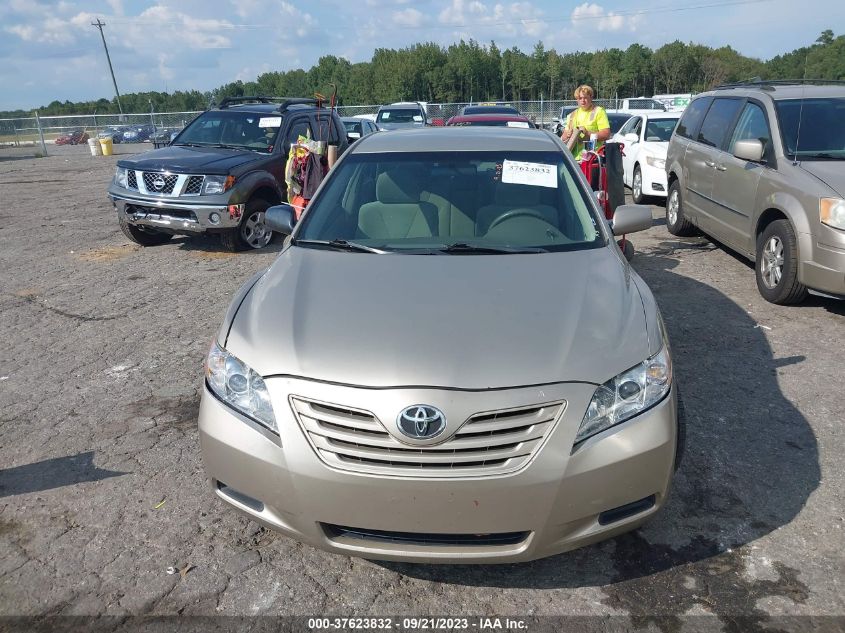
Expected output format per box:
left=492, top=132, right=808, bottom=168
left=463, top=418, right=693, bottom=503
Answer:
left=613, top=112, right=681, bottom=203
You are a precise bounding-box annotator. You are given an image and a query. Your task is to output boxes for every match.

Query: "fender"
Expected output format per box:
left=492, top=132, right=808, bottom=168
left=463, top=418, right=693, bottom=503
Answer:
left=227, top=169, right=285, bottom=206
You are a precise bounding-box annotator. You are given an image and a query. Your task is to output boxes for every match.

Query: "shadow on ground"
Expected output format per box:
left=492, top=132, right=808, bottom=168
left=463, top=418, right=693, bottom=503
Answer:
left=0, top=451, right=127, bottom=497
left=379, top=243, right=821, bottom=631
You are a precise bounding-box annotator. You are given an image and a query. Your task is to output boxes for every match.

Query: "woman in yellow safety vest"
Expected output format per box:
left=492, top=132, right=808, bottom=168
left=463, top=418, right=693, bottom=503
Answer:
left=561, top=85, right=611, bottom=160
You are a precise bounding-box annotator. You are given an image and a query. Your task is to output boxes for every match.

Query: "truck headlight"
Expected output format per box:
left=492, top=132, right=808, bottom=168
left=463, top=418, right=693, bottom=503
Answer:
left=205, top=341, right=276, bottom=433
left=114, top=166, right=128, bottom=188
left=576, top=344, right=672, bottom=444
left=203, top=175, right=235, bottom=195
left=820, top=198, right=845, bottom=230
left=645, top=155, right=666, bottom=169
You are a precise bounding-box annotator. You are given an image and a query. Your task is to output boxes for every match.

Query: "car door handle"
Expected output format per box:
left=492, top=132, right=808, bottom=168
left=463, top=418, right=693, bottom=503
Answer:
left=715, top=164, right=727, bottom=171
left=705, top=160, right=716, bottom=167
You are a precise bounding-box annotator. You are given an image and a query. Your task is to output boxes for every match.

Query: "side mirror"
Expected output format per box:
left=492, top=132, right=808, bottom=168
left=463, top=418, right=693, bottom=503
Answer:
left=611, top=204, right=653, bottom=236
left=734, top=138, right=764, bottom=162
left=265, top=204, right=296, bottom=235
left=624, top=133, right=639, bottom=144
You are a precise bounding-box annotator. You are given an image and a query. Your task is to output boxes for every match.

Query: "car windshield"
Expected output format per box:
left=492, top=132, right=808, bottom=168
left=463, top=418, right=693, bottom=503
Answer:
left=463, top=106, right=520, bottom=115
left=644, top=118, right=678, bottom=142
left=376, top=109, right=423, bottom=123
left=295, top=151, right=605, bottom=253
left=776, top=97, right=845, bottom=159
left=173, top=110, right=281, bottom=152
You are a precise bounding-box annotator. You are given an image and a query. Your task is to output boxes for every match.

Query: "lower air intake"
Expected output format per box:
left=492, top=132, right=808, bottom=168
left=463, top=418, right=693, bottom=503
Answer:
left=322, top=523, right=529, bottom=547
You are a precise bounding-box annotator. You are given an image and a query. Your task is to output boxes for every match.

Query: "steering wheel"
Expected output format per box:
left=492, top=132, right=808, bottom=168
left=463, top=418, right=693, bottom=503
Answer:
left=487, top=208, right=550, bottom=232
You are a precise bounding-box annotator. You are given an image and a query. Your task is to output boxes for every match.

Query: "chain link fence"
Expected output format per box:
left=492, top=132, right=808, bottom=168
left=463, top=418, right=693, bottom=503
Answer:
left=1, top=99, right=634, bottom=149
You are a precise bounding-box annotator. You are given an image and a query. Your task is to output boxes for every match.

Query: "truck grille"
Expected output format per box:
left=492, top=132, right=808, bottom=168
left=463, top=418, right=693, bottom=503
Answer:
left=291, top=397, right=564, bottom=478
left=127, top=170, right=137, bottom=189
left=184, top=175, right=204, bottom=195
left=142, top=172, right=179, bottom=194
left=124, top=171, right=205, bottom=197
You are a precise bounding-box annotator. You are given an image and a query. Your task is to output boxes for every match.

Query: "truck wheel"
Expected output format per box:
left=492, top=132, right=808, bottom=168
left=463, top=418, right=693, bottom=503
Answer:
left=221, top=199, right=275, bottom=252
left=118, top=215, right=173, bottom=246
left=755, top=219, right=808, bottom=305
left=666, top=180, right=696, bottom=236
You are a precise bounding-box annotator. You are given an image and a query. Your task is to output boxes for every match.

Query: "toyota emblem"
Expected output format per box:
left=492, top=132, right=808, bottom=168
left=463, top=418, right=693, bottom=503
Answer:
left=396, top=405, right=446, bottom=440
left=152, top=176, right=166, bottom=191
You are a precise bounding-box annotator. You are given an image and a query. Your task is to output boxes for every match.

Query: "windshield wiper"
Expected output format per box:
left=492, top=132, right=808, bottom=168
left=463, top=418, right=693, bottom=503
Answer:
left=294, top=239, right=386, bottom=253
left=172, top=142, right=207, bottom=148
left=796, top=152, right=842, bottom=160
left=437, top=242, right=546, bottom=254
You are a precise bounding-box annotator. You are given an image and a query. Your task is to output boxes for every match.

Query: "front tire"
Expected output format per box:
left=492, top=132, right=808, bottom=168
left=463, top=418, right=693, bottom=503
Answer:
left=632, top=165, right=646, bottom=204
left=755, top=219, right=808, bottom=305
left=666, top=180, right=696, bottom=236
left=221, top=198, right=275, bottom=252
left=118, top=215, right=173, bottom=246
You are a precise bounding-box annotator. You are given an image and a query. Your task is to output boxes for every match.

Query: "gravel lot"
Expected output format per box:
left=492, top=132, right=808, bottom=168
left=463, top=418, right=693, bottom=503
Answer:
left=1, top=143, right=843, bottom=633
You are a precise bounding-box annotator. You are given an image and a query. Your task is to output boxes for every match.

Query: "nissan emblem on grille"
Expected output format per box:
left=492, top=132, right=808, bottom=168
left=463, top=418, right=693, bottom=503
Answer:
left=152, top=176, right=166, bottom=191
left=397, top=405, right=446, bottom=440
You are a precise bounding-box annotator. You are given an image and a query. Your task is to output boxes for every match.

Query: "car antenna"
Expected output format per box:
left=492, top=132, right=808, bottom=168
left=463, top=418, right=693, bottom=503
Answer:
left=792, top=65, right=809, bottom=165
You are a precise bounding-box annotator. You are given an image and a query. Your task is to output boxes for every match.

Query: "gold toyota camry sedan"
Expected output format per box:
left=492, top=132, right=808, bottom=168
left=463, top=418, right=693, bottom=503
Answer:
left=198, top=126, right=682, bottom=563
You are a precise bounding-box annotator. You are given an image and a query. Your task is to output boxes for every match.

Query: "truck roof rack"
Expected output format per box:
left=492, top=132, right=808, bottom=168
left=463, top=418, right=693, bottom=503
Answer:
left=714, top=79, right=845, bottom=91
left=216, top=96, right=321, bottom=112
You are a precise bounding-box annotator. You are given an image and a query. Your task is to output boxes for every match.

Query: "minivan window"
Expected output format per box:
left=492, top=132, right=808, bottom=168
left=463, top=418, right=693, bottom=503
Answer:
left=775, top=97, right=845, bottom=159
left=728, top=102, right=771, bottom=155
left=697, top=99, right=743, bottom=148
left=675, top=97, right=711, bottom=139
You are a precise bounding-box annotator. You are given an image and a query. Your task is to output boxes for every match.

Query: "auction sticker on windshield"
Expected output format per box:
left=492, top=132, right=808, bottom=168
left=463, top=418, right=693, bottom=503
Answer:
left=501, top=160, right=556, bottom=188
left=258, top=117, right=282, bottom=127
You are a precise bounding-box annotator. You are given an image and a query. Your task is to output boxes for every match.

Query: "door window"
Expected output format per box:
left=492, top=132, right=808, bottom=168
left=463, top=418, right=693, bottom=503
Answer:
left=728, top=102, right=772, bottom=155
left=286, top=118, right=312, bottom=146
left=697, top=99, right=743, bottom=149
left=675, top=97, right=711, bottom=139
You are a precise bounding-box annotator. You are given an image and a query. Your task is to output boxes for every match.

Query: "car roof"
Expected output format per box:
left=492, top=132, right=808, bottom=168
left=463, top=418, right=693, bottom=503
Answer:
left=707, top=82, right=845, bottom=100
left=348, top=126, right=557, bottom=153
left=378, top=103, right=424, bottom=110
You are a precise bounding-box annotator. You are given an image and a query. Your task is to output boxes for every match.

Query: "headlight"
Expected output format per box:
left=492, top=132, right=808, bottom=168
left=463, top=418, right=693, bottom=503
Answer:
left=820, top=197, right=845, bottom=230
left=576, top=344, right=672, bottom=444
left=205, top=341, right=277, bottom=433
left=203, top=175, right=235, bottom=195
left=645, top=155, right=666, bottom=169
left=114, top=166, right=128, bottom=188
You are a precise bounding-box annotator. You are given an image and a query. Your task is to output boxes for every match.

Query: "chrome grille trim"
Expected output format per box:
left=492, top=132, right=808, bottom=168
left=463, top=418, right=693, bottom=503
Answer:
left=129, top=172, right=207, bottom=197
left=184, top=175, right=204, bottom=195
left=127, top=170, right=138, bottom=190
left=291, top=397, right=564, bottom=478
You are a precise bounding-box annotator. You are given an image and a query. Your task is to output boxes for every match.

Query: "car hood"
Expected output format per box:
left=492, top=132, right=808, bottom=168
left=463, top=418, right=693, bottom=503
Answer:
left=225, top=247, right=650, bottom=389
left=640, top=141, right=669, bottom=158
left=116, top=145, right=265, bottom=173
left=799, top=162, right=845, bottom=197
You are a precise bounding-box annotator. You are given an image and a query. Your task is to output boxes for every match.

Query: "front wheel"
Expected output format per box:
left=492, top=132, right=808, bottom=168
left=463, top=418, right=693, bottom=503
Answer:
left=221, top=199, right=275, bottom=252
left=755, top=219, right=808, bottom=305
left=118, top=215, right=173, bottom=246
left=665, top=180, right=696, bottom=236
left=632, top=166, right=645, bottom=204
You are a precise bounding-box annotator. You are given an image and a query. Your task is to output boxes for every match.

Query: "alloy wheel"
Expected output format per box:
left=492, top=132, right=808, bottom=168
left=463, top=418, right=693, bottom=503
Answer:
left=667, top=190, right=678, bottom=226
left=241, top=211, right=272, bottom=249
left=633, top=170, right=642, bottom=201
left=760, top=235, right=784, bottom=289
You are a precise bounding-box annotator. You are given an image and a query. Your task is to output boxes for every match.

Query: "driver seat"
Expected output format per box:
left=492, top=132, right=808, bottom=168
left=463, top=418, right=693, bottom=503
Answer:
left=357, top=168, right=438, bottom=239
left=476, top=182, right=557, bottom=235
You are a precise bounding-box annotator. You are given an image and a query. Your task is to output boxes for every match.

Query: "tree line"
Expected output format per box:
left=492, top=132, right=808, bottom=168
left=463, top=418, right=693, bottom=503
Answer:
left=4, top=30, right=842, bottom=119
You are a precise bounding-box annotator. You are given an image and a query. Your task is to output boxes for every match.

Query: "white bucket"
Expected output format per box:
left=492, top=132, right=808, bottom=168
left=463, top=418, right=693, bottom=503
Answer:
left=88, top=138, right=102, bottom=156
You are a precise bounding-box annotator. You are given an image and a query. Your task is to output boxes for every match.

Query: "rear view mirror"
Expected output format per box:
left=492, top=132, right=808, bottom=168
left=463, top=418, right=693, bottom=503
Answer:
left=265, top=204, right=296, bottom=235
left=734, top=139, right=764, bottom=162
left=611, top=205, right=653, bottom=236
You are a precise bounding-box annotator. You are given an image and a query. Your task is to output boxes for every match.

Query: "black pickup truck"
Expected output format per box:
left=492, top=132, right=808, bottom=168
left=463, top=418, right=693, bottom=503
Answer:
left=107, top=97, right=349, bottom=251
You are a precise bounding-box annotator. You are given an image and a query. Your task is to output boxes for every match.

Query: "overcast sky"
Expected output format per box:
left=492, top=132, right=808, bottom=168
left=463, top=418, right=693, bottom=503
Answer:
left=2, top=0, right=843, bottom=111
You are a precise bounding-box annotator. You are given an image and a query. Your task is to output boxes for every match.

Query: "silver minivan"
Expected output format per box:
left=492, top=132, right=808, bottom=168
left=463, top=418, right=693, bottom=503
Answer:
left=665, top=81, right=845, bottom=304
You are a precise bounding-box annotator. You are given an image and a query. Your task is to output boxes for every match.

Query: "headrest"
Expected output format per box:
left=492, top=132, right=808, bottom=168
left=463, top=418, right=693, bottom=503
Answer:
left=376, top=168, right=421, bottom=204
left=494, top=182, right=541, bottom=207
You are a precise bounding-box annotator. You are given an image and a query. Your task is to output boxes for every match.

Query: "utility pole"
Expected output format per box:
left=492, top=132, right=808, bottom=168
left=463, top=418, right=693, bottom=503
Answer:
left=91, top=18, right=124, bottom=118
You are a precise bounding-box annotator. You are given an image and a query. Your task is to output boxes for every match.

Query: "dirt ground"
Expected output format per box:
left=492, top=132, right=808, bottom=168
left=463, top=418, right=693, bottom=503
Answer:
left=1, top=143, right=843, bottom=633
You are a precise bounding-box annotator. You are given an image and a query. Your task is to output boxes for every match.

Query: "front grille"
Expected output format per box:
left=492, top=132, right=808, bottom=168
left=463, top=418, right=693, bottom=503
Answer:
left=142, top=172, right=179, bottom=194
left=184, top=175, right=204, bottom=195
left=127, top=170, right=138, bottom=190
left=323, top=524, right=530, bottom=547
left=291, top=397, right=564, bottom=478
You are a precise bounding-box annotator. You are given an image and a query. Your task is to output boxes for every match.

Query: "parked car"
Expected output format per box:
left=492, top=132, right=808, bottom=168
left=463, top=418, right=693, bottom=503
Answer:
left=55, top=129, right=89, bottom=145
left=665, top=80, right=845, bottom=304
left=446, top=113, right=534, bottom=128
left=107, top=96, right=349, bottom=251
left=375, top=102, right=428, bottom=130
left=341, top=116, right=379, bottom=143
left=97, top=126, right=125, bottom=144
left=121, top=124, right=156, bottom=143
left=612, top=112, right=681, bottom=203
left=198, top=125, right=681, bottom=563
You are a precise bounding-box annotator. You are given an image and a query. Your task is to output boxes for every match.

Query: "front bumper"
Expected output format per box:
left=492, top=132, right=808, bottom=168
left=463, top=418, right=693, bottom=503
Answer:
left=640, top=161, right=668, bottom=198
left=198, top=377, right=678, bottom=563
left=109, top=192, right=240, bottom=234
left=800, top=223, right=845, bottom=297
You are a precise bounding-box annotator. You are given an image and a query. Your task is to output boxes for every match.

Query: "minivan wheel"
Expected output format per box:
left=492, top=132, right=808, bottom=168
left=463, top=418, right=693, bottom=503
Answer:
left=755, top=219, right=808, bottom=305
left=632, top=166, right=645, bottom=204
left=666, top=181, right=696, bottom=236
left=221, top=199, right=275, bottom=252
